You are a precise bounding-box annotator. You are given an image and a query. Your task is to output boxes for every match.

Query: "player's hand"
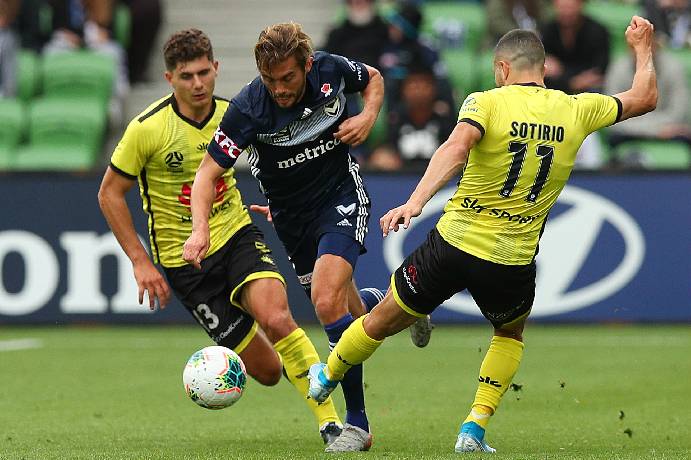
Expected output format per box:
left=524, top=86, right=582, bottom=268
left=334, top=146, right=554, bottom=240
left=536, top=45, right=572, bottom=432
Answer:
left=133, top=260, right=171, bottom=310
left=334, top=112, right=376, bottom=146
left=625, top=16, right=654, bottom=52
left=183, top=229, right=210, bottom=270
left=249, top=204, right=272, bottom=223
left=380, top=201, right=423, bottom=237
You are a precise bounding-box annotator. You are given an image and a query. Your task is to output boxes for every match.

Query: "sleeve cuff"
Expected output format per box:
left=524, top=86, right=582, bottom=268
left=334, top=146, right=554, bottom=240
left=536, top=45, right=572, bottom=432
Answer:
left=612, top=96, right=623, bottom=124
left=109, top=162, right=138, bottom=180
left=207, top=143, right=237, bottom=169
left=458, top=118, right=485, bottom=137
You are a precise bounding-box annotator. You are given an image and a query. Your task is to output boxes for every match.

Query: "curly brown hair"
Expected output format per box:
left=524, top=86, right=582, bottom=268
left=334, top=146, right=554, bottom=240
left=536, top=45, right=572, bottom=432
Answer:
left=163, top=29, right=214, bottom=71
left=254, top=22, right=313, bottom=74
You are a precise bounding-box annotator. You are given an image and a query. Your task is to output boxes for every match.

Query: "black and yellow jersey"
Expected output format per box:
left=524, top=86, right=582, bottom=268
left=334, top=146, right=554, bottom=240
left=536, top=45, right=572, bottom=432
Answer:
left=437, top=84, right=621, bottom=265
left=110, top=94, right=251, bottom=268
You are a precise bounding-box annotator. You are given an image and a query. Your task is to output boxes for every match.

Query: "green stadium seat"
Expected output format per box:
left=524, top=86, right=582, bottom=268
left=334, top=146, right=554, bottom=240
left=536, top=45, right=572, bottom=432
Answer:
left=114, top=3, right=132, bottom=48
left=0, top=98, right=26, bottom=151
left=17, top=50, right=41, bottom=102
left=441, top=48, right=476, bottom=102
left=476, top=50, right=497, bottom=92
left=42, top=51, right=115, bottom=105
left=584, top=1, right=640, bottom=54
left=367, top=105, right=388, bottom=149
left=0, top=98, right=25, bottom=168
left=421, top=1, right=487, bottom=51
left=613, top=140, right=691, bottom=169
left=12, top=98, right=106, bottom=171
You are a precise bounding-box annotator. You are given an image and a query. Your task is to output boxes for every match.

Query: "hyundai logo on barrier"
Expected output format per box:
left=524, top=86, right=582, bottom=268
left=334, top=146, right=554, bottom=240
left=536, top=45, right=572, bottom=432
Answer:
left=382, top=185, right=645, bottom=317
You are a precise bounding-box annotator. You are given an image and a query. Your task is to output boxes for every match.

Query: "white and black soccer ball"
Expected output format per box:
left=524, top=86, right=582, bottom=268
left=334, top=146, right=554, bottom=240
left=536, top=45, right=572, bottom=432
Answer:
left=183, top=346, right=247, bottom=409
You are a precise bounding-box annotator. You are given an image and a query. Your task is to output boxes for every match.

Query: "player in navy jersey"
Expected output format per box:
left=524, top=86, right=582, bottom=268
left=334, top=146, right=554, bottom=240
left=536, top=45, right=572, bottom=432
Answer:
left=183, top=22, right=385, bottom=452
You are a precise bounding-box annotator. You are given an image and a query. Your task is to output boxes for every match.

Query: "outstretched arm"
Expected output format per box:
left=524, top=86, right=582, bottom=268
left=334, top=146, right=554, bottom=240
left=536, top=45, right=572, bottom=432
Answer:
left=614, top=16, right=658, bottom=121
left=380, top=121, right=482, bottom=236
left=182, top=154, right=227, bottom=269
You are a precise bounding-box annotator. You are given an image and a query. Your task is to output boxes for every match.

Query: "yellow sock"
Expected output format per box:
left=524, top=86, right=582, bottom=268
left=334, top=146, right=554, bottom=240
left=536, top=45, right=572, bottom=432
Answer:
left=274, top=328, right=341, bottom=429
left=326, top=315, right=383, bottom=381
left=463, top=335, right=524, bottom=430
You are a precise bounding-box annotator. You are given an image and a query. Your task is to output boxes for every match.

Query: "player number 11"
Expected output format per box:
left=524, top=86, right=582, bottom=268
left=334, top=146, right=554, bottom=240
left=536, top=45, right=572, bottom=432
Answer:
left=500, top=141, right=554, bottom=203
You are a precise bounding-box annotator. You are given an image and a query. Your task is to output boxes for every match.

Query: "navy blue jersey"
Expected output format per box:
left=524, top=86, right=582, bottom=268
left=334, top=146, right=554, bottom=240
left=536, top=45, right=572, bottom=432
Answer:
left=208, top=52, right=370, bottom=220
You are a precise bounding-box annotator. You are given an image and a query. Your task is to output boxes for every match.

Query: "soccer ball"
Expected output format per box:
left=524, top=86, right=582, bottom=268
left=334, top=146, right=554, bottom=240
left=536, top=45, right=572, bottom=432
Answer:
left=183, top=346, right=247, bottom=409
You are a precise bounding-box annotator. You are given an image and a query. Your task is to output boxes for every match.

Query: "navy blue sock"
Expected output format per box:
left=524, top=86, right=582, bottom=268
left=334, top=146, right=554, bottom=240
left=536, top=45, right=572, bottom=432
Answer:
left=358, top=287, right=385, bottom=312
left=324, top=313, right=369, bottom=432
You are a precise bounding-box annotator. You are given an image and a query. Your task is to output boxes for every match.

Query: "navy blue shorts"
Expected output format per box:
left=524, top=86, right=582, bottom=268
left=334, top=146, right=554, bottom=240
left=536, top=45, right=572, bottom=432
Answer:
left=272, top=181, right=371, bottom=291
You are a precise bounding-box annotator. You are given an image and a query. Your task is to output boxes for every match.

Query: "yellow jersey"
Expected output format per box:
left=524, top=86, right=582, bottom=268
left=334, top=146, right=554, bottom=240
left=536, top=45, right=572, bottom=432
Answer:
left=110, top=94, right=251, bottom=268
left=437, top=84, right=621, bottom=265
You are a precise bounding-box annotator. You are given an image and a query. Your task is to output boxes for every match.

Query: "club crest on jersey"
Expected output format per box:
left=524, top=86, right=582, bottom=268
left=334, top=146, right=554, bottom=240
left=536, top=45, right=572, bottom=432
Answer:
left=213, top=128, right=242, bottom=159
left=324, top=97, right=341, bottom=117
left=321, top=83, right=333, bottom=97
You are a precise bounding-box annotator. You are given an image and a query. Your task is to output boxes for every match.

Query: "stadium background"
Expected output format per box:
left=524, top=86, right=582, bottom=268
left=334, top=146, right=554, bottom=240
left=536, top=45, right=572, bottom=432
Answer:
left=1, top=0, right=688, bottom=325
left=1, top=2, right=690, bottom=459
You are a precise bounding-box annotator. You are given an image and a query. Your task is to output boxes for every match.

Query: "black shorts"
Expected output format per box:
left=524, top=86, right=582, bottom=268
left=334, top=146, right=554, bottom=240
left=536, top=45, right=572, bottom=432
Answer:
left=164, top=225, right=285, bottom=352
left=392, top=227, right=536, bottom=328
left=272, top=180, right=370, bottom=290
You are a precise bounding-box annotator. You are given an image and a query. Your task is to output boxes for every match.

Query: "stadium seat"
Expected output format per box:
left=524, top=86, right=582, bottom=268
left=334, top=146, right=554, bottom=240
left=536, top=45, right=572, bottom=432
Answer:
left=42, top=51, right=115, bottom=105
left=421, top=1, right=487, bottom=51
left=584, top=1, right=640, bottom=54
left=17, top=50, right=41, bottom=102
left=367, top=106, right=388, bottom=148
left=476, top=51, right=497, bottom=92
left=114, top=3, right=132, bottom=48
left=441, top=48, right=476, bottom=101
left=613, top=140, right=691, bottom=169
left=0, top=98, right=26, bottom=168
left=11, top=98, right=106, bottom=171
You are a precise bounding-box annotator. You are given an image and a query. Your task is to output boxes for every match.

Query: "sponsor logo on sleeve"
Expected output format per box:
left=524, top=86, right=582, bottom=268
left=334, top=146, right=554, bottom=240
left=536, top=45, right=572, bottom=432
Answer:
left=321, top=83, right=333, bottom=97
left=213, top=128, right=242, bottom=159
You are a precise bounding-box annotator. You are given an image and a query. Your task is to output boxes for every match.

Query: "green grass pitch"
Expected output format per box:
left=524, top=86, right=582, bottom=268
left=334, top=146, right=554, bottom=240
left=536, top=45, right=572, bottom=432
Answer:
left=1, top=325, right=689, bottom=459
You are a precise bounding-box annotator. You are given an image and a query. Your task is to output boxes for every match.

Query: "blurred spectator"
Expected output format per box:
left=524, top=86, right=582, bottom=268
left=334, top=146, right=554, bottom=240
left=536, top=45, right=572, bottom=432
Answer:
left=44, top=0, right=129, bottom=111
left=379, top=2, right=455, bottom=116
left=605, top=43, right=691, bottom=154
left=369, top=67, right=455, bottom=171
left=12, top=0, right=46, bottom=52
left=487, top=0, right=550, bottom=44
left=323, top=0, right=389, bottom=67
left=0, top=0, right=18, bottom=98
left=323, top=0, right=390, bottom=161
left=540, top=0, right=609, bottom=93
left=122, top=0, right=162, bottom=83
left=644, top=0, right=691, bottom=49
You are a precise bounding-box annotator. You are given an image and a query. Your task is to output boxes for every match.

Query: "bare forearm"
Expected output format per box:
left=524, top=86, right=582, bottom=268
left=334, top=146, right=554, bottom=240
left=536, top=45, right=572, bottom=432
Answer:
left=361, top=68, right=384, bottom=122
left=190, top=160, right=222, bottom=232
left=99, top=192, right=149, bottom=264
left=408, top=140, right=467, bottom=209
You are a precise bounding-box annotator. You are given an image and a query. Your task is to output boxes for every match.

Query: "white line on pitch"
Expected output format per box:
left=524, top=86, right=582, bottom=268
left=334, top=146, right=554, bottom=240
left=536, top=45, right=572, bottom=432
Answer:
left=0, top=338, right=44, bottom=352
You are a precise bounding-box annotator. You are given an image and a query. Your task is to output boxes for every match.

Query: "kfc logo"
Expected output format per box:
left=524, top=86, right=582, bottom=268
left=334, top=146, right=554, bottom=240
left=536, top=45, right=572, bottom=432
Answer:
left=321, top=83, right=333, bottom=97
left=213, top=128, right=242, bottom=159
left=178, top=178, right=228, bottom=207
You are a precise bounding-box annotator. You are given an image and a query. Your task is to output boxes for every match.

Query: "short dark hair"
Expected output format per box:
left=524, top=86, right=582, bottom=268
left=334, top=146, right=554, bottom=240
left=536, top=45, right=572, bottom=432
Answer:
left=495, top=29, right=545, bottom=70
left=254, top=22, right=314, bottom=74
left=163, top=29, right=214, bottom=71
